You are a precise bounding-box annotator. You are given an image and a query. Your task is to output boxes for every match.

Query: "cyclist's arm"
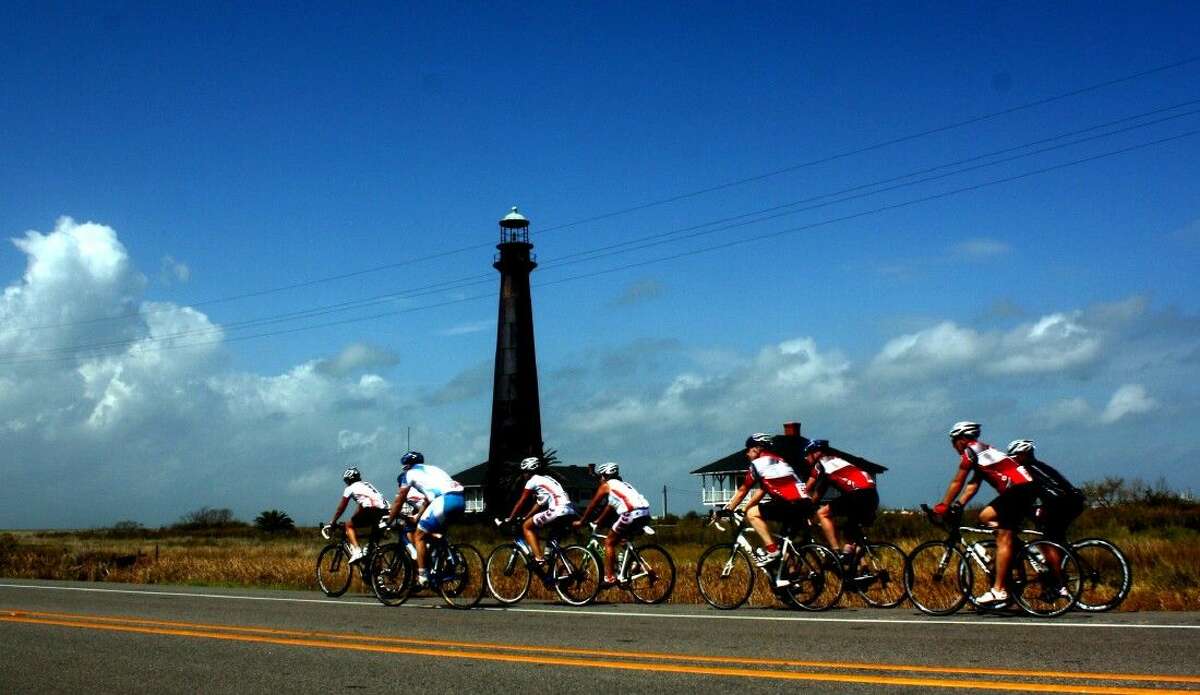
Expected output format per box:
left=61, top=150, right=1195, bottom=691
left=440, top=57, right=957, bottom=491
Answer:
left=804, top=471, right=822, bottom=502
left=744, top=486, right=767, bottom=509
left=385, top=485, right=411, bottom=524
left=956, top=472, right=983, bottom=507
left=330, top=495, right=350, bottom=527
left=507, top=489, right=533, bottom=522
left=938, top=467, right=970, bottom=509
left=724, top=478, right=753, bottom=511
left=575, top=483, right=608, bottom=526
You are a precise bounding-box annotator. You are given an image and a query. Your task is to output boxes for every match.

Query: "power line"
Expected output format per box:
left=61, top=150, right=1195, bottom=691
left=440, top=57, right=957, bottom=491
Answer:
left=4, top=128, right=1194, bottom=366
left=6, top=100, right=1197, bottom=358
left=10, top=56, right=1197, bottom=334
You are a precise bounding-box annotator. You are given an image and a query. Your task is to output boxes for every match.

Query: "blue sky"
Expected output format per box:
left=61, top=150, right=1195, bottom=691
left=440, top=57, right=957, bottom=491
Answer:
left=1, top=2, right=1199, bottom=527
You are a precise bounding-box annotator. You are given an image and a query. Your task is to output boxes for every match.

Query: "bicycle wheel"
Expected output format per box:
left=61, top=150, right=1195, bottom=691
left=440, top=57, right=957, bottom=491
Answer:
left=485, top=543, right=532, bottom=604
left=855, top=542, right=907, bottom=608
left=626, top=544, right=676, bottom=604
left=1012, top=540, right=1081, bottom=617
left=437, top=543, right=485, bottom=609
left=1071, top=538, right=1132, bottom=612
left=695, top=544, right=754, bottom=610
left=785, top=544, right=844, bottom=611
left=905, top=541, right=970, bottom=616
left=553, top=545, right=601, bottom=606
left=370, top=543, right=413, bottom=607
left=316, top=543, right=353, bottom=597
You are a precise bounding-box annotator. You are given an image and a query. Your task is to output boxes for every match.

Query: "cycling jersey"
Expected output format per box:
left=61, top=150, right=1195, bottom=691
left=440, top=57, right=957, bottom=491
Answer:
left=743, top=454, right=807, bottom=503
left=958, top=440, right=1034, bottom=493
left=813, top=455, right=876, bottom=493
left=525, top=474, right=571, bottom=510
left=606, top=479, right=650, bottom=514
left=398, top=464, right=464, bottom=501
left=1025, top=458, right=1085, bottom=504
left=343, top=481, right=388, bottom=509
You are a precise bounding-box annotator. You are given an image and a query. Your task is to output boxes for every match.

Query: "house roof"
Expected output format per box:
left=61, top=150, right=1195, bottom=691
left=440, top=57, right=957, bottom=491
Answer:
left=452, top=462, right=597, bottom=489
left=689, top=434, right=811, bottom=475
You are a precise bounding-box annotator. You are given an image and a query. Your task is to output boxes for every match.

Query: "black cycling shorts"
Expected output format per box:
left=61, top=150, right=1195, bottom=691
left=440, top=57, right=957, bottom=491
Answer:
left=826, top=488, right=879, bottom=528
left=351, top=507, right=385, bottom=531
left=1038, top=497, right=1085, bottom=542
left=758, top=500, right=813, bottom=534
left=985, top=485, right=1038, bottom=530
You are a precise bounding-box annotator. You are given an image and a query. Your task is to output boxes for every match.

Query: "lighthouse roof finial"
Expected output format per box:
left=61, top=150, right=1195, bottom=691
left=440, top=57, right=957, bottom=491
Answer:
left=500, top=206, right=529, bottom=229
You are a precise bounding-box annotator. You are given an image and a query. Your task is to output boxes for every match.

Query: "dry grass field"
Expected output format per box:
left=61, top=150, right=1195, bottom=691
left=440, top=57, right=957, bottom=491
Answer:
left=2, top=507, right=1197, bottom=610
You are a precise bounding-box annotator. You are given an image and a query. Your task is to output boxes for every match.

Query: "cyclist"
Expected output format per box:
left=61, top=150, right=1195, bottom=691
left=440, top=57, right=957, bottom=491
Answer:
left=328, top=467, right=389, bottom=564
left=935, top=421, right=1038, bottom=607
left=721, top=433, right=811, bottom=566
left=1007, top=439, right=1087, bottom=545
left=504, top=456, right=578, bottom=570
left=385, top=451, right=466, bottom=587
left=802, top=439, right=879, bottom=567
left=573, top=462, right=651, bottom=586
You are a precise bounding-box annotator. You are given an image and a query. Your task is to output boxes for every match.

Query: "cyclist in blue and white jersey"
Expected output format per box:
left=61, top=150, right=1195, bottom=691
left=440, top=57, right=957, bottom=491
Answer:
left=505, top=456, right=578, bottom=569
left=328, top=467, right=389, bottom=564
left=385, top=451, right=465, bottom=587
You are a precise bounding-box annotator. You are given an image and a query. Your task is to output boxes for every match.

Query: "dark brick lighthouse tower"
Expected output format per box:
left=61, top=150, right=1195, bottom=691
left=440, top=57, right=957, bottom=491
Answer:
left=484, top=207, right=544, bottom=512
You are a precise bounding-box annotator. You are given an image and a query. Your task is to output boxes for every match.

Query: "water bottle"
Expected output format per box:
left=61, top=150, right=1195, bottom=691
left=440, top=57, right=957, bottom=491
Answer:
left=970, top=542, right=990, bottom=563
left=515, top=538, right=530, bottom=556
left=406, top=543, right=418, bottom=560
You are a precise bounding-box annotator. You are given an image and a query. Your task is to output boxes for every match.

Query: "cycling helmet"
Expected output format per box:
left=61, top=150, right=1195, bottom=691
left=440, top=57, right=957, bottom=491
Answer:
left=1007, top=439, right=1036, bottom=456
left=595, top=462, right=619, bottom=477
left=519, top=456, right=541, bottom=471
left=745, top=432, right=775, bottom=450
left=400, top=451, right=424, bottom=468
left=948, top=421, right=981, bottom=439
left=342, top=467, right=361, bottom=484
left=803, top=439, right=829, bottom=456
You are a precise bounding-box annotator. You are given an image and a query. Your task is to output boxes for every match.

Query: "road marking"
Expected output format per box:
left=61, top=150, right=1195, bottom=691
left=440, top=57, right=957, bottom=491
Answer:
left=3, top=612, right=1197, bottom=694
left=2, top=582, right=1198, bottom=630
left=8, top=609, right=1200, bottom=686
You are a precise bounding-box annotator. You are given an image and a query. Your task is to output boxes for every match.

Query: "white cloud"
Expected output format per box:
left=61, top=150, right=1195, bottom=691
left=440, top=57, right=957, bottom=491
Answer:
left=953, top=237, right=1010, bottom=260
left=439, top=319, right=492, bottom=336
left=872, top=322, right=983, bottom=377
left=159, top=255, right=190, bottom=284
left=1101, top=384, right=1158, bottom=424
left=314, top=342, right=399, bottom=376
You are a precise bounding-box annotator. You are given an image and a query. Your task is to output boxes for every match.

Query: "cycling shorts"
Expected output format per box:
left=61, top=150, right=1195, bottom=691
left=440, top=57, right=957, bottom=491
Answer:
left=417, top=492, right=465, bottom=533
left=825, top=488, right=879, bottom=528
left=612, top=508, right=650, bottom=537
left=532, top=504, right=578, bottom=530
left=757, top=499, right=813, bottom=534
left=1036, top=497, right=1085, bottom=543
left=985, top=484, right=1038, bottom=530
left=351, top=507, right=385, bottom=529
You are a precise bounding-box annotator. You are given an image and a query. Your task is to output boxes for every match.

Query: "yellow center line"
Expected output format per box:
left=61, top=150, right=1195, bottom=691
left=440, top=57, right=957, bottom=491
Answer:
left=2, top=612, right=1196, bottom=695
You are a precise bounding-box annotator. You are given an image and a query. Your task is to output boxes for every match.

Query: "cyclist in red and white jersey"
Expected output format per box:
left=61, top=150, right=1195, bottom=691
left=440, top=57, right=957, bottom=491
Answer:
left=574, top=462, right=651, bottom=586
left=328, top=467, right=389, bottom=564
left=802, top=439, right=878, bottom=565
left=721, top=433, right=811, bottom=566
left=505, top=457, right=579, bottom=567
left=935, top=421, right=1038, bottom=607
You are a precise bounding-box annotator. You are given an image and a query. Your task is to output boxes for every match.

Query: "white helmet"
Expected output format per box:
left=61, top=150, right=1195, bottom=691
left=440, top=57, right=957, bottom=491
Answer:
left=1007, top=439, right=1036, bottom=456
left=596, top=462, right=619, bottom=477
left=948, top=421, right=981, bottom=439
left=519, top=456, right=541, bottom=471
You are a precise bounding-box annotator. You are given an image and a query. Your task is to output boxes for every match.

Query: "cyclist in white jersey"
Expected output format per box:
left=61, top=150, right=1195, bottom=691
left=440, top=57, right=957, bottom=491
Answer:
left=505, top=456, right=578, bottom=567
left=328, top=467, right=388, bottom=564
left=385, top=451, right=465, bottom=587
left=574, top=462, right=651, bottom=586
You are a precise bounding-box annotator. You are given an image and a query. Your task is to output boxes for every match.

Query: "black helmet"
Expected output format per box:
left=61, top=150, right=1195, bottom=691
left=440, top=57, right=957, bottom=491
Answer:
left=745, top=432, right=775, bottom=450
left=400, top=451, right=424, bottom=468
left=342, top=467, right=361, bottom=484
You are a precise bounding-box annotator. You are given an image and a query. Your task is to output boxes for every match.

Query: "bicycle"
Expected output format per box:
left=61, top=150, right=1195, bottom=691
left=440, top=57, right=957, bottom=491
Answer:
left=836, top=523, right=908, bottom=609
left=905, top=504, right=1082, bottom=617
left=695, top=510, right=843, bottom=611
left=583, top=522, right=676, bottom=604
left=485, top=518, right=602, bottom=606
left=370, top=518, right=486, bottom=609
left=316, top=523, right=385, bottom=598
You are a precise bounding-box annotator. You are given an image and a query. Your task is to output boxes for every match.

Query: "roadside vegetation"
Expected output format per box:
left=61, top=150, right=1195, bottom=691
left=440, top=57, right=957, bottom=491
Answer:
left=1, top=478, right=1196, bottom=610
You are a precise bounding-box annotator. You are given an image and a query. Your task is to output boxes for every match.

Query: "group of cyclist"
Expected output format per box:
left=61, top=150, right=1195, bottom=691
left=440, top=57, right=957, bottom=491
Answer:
left=328, top=418, right=1084, bottom=610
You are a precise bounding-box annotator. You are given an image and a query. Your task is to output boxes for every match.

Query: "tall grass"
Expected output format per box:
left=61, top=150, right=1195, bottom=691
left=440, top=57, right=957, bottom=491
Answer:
left=2, top=504, right=1198, bottom=610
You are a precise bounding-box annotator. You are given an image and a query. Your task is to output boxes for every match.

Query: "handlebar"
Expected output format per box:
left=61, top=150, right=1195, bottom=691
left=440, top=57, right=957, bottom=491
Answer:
left=707, top=508, right=744, bottom=532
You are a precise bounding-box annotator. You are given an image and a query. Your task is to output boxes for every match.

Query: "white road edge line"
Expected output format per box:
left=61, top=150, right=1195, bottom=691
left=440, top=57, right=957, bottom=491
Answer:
left=2, top=582, right=1197, bottom=630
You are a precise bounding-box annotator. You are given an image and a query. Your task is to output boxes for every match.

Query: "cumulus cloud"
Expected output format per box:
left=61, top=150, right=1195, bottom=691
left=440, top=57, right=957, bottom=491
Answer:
left=610, top=278, right=665, bottom=307
left=1100, top=384, right=1158, bottom=424
left=314, top=342, right=399, bottom=377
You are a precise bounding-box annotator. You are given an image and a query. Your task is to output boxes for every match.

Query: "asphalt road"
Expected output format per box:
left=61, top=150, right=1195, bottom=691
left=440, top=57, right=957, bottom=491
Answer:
left=2, top=579, right=1198, bottom=694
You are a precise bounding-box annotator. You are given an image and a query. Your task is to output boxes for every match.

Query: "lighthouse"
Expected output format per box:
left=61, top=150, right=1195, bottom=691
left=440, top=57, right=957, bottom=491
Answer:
left=484, top=207, right=544, bottom=512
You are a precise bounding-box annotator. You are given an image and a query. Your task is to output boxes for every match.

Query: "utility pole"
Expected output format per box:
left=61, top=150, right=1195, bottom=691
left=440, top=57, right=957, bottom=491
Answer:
left=662, top=485, right=668, bottom=519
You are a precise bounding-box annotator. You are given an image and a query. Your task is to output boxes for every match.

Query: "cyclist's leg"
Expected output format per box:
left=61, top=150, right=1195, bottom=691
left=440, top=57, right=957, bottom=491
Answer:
left=608, top=509, right=649, bottom=581
left=414, top=497, right=451, bottom=578
left=526, top=508, right=560, bottom=563
left=815, top=502, right=840, bottom=549
left=745, top=503, right=774, bottom=548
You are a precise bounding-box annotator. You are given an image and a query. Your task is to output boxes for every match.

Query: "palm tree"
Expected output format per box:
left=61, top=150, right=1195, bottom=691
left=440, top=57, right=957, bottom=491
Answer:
left=254, top=509, right=295, bottom=533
